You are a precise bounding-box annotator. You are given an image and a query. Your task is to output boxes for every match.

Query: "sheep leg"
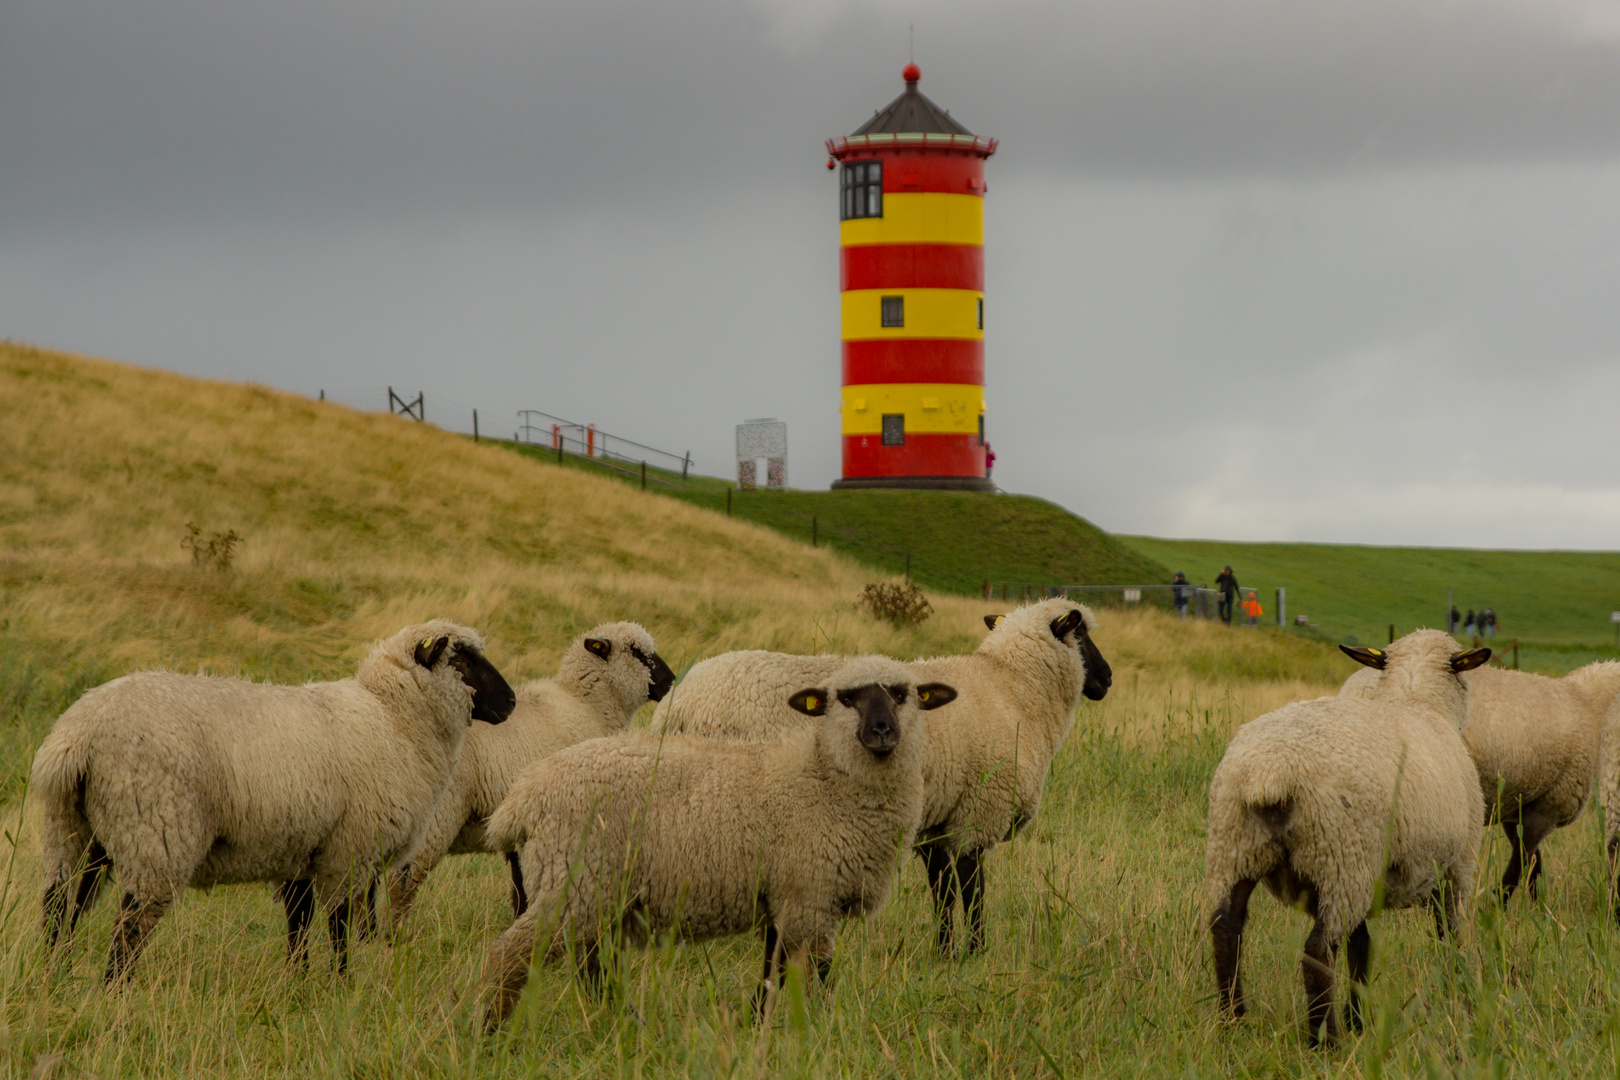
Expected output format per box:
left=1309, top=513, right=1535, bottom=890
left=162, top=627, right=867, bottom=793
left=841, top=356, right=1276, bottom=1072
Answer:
left=920, top=842, right=959, bottom=955
left=44, top=841, right=111, bottom=951
left=958, top=851, right=986, bottom=954
left=750, top=923, right=783, bottom=1023
left=1516, top=806, right=1557, bottom=901
left=387, top=864, right=425, bottom=934
left=1344, top=921, right=1370, bottom=1034
left=104, top=892, right=170, bottom=985
left=506, top=852, right=529, bottom=917
left=1210, top=877, right=1256, bottom=1018
left=1300, top=917, right=1339, bottom=1047
left=482, top=905, right=541, bottom=1031
left=277, top=879, right=317, bottom=967
left=351, top=877, right=379, bottom=943
left=327, top=898, right=352, bottom=974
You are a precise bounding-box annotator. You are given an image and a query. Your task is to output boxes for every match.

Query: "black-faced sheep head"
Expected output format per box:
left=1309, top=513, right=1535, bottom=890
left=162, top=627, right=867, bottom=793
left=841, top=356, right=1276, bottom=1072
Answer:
left=583, top=635, right=676, bottom=703
left=415, top=636, right=517, bottom=725
left=788, top=680, right=958, bottom=758
left=1340, top=643, right=1492, bottom=674
left=985, top=607, right=1113, bottom=701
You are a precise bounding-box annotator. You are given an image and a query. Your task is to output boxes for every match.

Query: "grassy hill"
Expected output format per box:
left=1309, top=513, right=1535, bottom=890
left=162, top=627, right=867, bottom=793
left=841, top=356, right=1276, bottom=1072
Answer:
left=501, top=443, right=1170, bottom=597
left=1121, top=535, right=1620, bottom=672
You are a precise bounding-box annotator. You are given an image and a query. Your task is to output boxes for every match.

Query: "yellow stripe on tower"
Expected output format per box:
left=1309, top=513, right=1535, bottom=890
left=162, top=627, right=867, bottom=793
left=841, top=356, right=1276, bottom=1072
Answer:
left=840, top=384, right=985, bottom=435
left=841, top=289, right=983, bottom=341
left=839, top=193, right=983, bottom=247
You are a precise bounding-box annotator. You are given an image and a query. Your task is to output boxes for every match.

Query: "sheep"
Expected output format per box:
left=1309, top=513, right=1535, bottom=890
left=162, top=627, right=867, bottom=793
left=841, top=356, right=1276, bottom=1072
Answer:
left=32, top=620, right=516, bottom=982
left=387, top=622, right=675, bottom=929
left=1208, top=630, right=1490, bottom=1045
left=1345, top=659, right=1620, bottom=902
left=649, top=597, right=1111, bottom=955
left=480, top=655, right=959, bottom=1028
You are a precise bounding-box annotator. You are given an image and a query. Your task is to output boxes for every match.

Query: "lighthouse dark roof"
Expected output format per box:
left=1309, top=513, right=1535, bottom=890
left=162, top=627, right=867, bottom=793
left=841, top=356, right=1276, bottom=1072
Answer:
left=826, top=64, right=997, bottom=160
left=851, top=65, right=975, bottom=137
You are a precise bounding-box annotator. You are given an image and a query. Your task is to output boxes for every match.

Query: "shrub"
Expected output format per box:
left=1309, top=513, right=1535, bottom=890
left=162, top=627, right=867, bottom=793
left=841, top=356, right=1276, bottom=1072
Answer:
left=182, top=522, right=243, bottom=571
left=858, top=581, right=933, bottom=628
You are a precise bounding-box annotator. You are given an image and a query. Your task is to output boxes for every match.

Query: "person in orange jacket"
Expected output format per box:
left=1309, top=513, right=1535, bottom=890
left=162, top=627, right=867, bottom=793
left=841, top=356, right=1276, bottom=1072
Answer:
left=1241, top=589, right=1263, bottom=626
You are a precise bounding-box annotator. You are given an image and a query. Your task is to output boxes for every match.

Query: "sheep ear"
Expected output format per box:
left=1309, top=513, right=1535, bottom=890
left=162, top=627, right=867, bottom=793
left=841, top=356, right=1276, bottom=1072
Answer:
left=414, top=635, right=450, bottom=669
left=788, top=689, right=829, bottom=716
left=915, top=683, right=958, bottom=711
left=584, top=638, right=612, bottom=660
left=1339, top=645, right=1387, bottom=670
left=1451, top=648, right=1492, bottom=673
left=983, top=614, right=1002, bottom=631
left=1049, top=610, right=1084, bottom=640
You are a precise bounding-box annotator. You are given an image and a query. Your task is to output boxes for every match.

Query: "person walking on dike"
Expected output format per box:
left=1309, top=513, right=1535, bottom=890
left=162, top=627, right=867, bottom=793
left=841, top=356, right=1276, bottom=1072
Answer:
left=984, top=443, right=996, bottom=479
left=1450, top=605, right=1461, bottom=633
left=1485, top=609, right=1497, bottom=638
left=1241, top=589, right=1263, bottom=627
left=1464, top=609, right=1476, bottom=635
left=1172, top=572, right=1192, bottom=619
left=1215, top=566, right=1239, bottom=625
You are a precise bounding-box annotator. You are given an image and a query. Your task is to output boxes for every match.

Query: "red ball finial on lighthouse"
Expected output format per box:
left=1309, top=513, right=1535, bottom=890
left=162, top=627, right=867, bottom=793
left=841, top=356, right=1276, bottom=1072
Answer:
left=903, top=62, right=920, bottom=85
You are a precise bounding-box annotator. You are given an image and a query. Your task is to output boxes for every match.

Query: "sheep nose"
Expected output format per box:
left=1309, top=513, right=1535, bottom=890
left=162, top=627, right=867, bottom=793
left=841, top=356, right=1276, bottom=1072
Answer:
left=645, top=653, right=676, bottom=702
left=849, top=684, right=901, bottom=756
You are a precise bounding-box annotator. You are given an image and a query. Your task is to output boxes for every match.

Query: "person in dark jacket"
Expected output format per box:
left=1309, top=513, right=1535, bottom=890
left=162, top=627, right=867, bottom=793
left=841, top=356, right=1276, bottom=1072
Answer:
left=1215, top=566, right=1238, bottom=625
left=1172, top=572, right=1191, bottom=619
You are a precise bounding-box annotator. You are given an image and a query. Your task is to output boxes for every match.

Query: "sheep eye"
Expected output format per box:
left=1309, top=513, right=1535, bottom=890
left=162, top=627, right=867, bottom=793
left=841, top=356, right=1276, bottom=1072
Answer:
left=887, top=685, right=907, bottom=704
left=837, top=690, right=858, bottom=709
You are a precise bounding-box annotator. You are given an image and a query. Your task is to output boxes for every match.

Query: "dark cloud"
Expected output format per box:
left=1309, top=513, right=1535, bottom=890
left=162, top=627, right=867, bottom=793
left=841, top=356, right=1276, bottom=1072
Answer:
left=2, top=0, right=1618, bottom=546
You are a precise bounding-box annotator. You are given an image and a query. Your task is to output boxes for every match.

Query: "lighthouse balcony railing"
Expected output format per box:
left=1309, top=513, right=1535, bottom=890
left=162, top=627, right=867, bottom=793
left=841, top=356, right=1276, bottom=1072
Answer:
left=827, top=133, right=998, bottom=158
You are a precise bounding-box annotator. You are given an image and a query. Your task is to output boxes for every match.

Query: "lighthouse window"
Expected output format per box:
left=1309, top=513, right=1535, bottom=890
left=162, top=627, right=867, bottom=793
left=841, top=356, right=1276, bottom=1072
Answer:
left=881, top=414, right=905, bottom=446
left=977, top=298, right=984, bottom=330
left=880, top=295, right=904, bottom=328
left=841, top=161, right=883, bottom=221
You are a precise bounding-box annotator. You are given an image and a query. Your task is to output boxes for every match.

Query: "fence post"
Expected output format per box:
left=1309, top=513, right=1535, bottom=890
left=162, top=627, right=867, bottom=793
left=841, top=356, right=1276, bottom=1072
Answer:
left=641, top=461, right=647, bottom=490
left=682, top=453, right=691, bottom=484
left=473, top=409, right=479, bottom=442
left=557, top=441, right=564, bottom=464
left=319, top=389, right=324, bottom=401
left=1275, top=587, right=1285, bottom=628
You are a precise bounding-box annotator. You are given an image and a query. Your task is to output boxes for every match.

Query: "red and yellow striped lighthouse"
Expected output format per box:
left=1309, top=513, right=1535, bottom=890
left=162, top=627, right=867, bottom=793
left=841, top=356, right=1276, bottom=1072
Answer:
left=828, top=63, right=997, bottom=491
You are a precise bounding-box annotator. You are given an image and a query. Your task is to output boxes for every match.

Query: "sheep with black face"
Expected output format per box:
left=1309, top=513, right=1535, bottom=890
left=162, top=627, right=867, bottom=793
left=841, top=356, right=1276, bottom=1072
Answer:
left=1207, top=630, right=1488, bottom=1045
left=480, top=655, right=956, bottom=1028
left=33, top=620, right=515, bottom=982
left=648, top=597, right=1110, bottom=955
left=388, top=622, right=674, bottom=929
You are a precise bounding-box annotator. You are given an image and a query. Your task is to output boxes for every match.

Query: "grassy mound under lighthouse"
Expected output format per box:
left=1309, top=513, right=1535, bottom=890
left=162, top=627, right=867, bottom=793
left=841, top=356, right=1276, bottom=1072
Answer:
left=829, top=63, right=997, bottom=491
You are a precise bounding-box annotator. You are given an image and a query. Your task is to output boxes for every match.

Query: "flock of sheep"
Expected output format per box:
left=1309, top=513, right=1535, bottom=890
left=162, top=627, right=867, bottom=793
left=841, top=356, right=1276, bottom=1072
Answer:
left=26, top=597, right=1110, bottom=1030
left=22, top=597, right=1620, bottom=1045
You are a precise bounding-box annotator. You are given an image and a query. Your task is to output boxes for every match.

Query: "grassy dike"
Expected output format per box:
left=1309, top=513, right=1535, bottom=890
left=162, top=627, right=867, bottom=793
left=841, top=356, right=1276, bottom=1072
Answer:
left=5, top=340, right=1620, bottom=1077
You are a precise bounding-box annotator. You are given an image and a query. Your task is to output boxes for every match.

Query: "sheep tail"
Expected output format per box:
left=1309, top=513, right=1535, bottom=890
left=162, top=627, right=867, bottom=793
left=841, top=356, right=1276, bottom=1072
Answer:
left=1236, top=770, right=1298, bottom=837
left=31, top=732, right=97, bottom=940
left=484, top=798, right=527, bottom=855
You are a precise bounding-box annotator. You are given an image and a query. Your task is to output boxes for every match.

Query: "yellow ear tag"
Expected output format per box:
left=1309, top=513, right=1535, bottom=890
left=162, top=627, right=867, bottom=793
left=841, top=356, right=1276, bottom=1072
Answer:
left=993, top=616, right=1005, bottom=628
left=806, top=696, right=819, bottom=711
left=1368, top=648, right=1383, bottom=656
left=421, top=637, right=435, bottom=650
left=918, top=690, right=930, bottom=704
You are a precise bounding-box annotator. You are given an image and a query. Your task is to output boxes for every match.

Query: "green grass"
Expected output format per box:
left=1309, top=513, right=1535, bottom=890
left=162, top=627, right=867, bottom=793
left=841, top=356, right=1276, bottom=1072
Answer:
left=502, top=441, right=1169, bottom=599
left=1120, top=536, right=1620, bottom=673
left=10, top=650, right=1620, bottom=1078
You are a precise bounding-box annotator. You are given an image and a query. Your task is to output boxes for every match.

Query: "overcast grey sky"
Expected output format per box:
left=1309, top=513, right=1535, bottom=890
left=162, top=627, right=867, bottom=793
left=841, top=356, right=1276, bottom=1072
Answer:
left=4, top=0, right=1618, bottom=547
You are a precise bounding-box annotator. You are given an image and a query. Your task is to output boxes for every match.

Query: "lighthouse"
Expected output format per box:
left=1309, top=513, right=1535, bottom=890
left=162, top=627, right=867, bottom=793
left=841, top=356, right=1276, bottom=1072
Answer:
left=828, top=63, right=997, bottom=491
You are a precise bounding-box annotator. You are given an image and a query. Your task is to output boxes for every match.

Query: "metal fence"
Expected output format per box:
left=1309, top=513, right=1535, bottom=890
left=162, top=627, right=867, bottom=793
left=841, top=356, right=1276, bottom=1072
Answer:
left=312, top=386, right=696, bottom=488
